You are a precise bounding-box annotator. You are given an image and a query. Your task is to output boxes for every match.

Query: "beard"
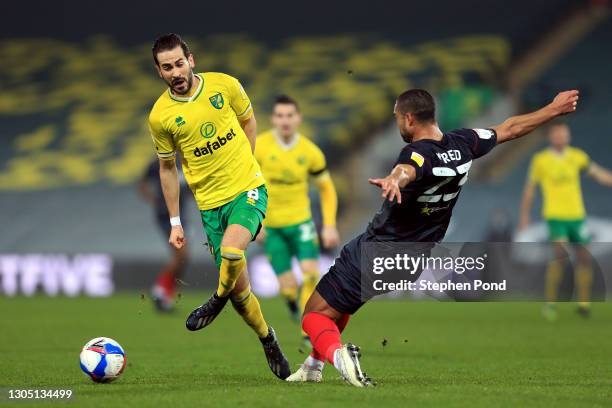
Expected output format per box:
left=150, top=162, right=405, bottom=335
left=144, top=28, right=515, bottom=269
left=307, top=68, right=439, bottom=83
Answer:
left=167, top=68, right=194, bottom=95
left=399, top=128, right=413, bottom=143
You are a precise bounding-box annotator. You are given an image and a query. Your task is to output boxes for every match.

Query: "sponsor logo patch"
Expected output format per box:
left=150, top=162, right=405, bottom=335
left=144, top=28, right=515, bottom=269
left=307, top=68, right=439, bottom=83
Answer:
left=200, top=122, right=216, bottom=139
left=193, top=128, right=236, bottom=157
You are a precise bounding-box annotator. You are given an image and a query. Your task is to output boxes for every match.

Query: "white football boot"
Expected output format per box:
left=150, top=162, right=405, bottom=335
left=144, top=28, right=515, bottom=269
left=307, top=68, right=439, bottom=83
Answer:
left=286, top=355, right=324, bottom=382
left=333, top=344, right=374, bottom=387
left=286, top=364, right=323, bottom=382
left=286, top=359, right=323, bottom=382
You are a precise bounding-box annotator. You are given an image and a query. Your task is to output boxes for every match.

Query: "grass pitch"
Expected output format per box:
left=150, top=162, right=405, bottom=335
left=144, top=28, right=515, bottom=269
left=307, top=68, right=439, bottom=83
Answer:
left=1, top=294, right=611, bottom=407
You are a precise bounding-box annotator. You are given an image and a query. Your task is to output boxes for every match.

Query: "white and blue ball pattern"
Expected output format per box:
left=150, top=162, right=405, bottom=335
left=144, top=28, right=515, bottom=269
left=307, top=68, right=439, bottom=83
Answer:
left=79, top=337, right=126, bottom=383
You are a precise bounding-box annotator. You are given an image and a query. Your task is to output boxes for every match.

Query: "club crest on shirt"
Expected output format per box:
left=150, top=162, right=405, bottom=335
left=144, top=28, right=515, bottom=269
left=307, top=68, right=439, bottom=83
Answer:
left=209, top=93, right=224, bottom=109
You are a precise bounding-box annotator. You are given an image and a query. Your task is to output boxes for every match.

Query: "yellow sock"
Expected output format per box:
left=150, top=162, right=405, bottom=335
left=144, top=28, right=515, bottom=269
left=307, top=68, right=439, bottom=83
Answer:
left=545, top=259, right=563, bottom=303
left=280, top=286, right=298, bottom=303
left=299, top=270, right=319, bottom=313
left=217, top=247, right=245, bottom=297
left=231, top=285, right=269, bottom=338
left=299, top=271, right=319, bottom=337
left=575, top=264, right=592, bottom=307
left=297, top=270, right=319, bottom=338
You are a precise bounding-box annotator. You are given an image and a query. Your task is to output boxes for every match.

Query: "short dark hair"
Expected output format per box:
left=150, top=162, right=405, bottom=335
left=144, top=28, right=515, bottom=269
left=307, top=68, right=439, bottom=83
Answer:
left=396, top=89, right=436, bottom=123
left=273, top=94, right=300, bottom=112
left=152, top=33, right=190, bottom=66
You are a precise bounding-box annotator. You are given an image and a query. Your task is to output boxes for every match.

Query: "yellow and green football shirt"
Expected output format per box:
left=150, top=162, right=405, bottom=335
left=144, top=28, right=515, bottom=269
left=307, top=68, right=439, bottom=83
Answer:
left=528, top=146, right=590, bottom=220
left=148, top=72, right=264, bottom=210
left=255, top=130, right=327, bottom=228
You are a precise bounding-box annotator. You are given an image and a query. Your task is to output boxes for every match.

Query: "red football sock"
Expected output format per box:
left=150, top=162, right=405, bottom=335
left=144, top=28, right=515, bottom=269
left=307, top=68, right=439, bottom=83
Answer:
left=156, top=270, right=175, bottom=296
left=309, top=313, right=351, bottom=361
left=303, top=312, right=342, bottom=365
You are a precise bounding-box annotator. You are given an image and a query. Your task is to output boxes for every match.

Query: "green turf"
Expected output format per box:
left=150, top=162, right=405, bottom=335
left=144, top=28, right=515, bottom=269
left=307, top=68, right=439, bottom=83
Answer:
left=1, top=294, right=611, bottom=407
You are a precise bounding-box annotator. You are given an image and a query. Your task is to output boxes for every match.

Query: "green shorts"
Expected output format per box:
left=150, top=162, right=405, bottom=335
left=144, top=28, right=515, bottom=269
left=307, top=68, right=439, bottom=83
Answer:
left=201, top=185, right=267, bottom=268
left=547, top=219, right=590, bottom=244
left=264, top=219, right=319, bottom=275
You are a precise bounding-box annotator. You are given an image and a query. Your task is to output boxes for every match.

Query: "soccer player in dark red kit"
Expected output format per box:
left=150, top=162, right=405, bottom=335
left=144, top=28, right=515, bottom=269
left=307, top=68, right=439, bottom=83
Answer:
left=138, top=155, right=190, bottom=312
left=287, top=88, right=580, bottom=386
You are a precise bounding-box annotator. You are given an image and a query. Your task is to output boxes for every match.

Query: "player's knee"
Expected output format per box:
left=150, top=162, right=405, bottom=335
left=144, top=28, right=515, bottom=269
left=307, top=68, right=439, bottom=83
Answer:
left=575, top=248, right=591, bottom=264
left=221, top=246, right=244, bottom=262
left=278, top=271, right=297, bottom=288
left=302, top=270, right=319, bottom=285
left=300, top=259, right=318, bottom=272
left=551, top=241, right=568, bottom=258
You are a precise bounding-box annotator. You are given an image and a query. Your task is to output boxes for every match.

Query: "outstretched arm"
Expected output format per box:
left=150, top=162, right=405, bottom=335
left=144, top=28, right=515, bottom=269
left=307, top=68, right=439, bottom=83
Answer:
left=587, top=162, right=612, bottom=187
left=493, top=90, right=579, bottom=144
left=368, top=164, right=416, bottom=204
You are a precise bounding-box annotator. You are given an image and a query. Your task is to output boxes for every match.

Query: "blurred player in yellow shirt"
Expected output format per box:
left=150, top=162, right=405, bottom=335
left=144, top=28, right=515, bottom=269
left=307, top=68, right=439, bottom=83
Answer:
left=148, top=34, right=289, bottom=379
left=255, top=96, right=339, bottom=342
left=520, top=122, right=612, bottom=319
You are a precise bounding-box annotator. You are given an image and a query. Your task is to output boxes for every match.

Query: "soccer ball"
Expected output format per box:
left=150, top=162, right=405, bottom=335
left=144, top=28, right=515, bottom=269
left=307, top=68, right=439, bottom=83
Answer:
left=79, top=337, right=126, bottom=383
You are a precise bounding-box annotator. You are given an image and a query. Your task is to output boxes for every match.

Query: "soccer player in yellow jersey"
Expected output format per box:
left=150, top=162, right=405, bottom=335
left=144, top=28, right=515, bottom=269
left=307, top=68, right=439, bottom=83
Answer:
left=147, top=34, right=290, bottom=379
left=254, top=96, right=339, bottom=341
left=519, top=122, right=612, bottom=319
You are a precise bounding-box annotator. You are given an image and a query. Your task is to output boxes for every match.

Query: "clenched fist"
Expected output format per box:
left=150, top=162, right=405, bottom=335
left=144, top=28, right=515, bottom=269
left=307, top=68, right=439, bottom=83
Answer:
left=169, top=225, right=186, bottom=249
left=550, top=90, right=579, bottom=116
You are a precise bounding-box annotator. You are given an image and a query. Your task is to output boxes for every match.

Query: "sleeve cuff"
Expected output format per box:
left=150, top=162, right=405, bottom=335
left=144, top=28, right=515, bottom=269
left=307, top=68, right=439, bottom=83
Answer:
left=157, top=151, right=176, bottom=159
left=237, top=104, right=253, bottom=121
left=309, top=167, right=328, bottom=177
